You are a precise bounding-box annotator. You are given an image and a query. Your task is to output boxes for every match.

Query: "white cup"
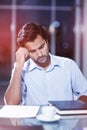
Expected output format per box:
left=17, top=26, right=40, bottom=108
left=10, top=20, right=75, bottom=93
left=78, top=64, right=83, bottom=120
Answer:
left=41, top=106, right=56, bottom=120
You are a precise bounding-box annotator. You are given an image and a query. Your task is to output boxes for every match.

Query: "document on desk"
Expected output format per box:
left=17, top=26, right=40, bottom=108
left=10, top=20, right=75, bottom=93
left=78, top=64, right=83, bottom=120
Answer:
left=0, top=105, right=40, bottom=118
left=49, top=100, right=87, bottom=115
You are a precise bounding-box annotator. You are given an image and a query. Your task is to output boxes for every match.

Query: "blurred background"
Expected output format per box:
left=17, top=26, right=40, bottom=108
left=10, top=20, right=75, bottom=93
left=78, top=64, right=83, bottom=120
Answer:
left=0, top=0, right=87, bottom=104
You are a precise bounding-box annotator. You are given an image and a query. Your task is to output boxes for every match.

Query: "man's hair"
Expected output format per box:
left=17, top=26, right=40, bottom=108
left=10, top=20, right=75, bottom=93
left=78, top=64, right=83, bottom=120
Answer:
left=17, top=22, right=49, bottom=47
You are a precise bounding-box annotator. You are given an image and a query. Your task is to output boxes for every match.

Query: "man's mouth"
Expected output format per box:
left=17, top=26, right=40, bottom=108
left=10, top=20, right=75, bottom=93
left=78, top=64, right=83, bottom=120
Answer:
left=37, top=56, right=47, bottom=63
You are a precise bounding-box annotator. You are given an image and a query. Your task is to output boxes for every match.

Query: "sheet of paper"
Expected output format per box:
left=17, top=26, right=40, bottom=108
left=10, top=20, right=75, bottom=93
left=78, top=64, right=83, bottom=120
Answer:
left=0, top=105, right=40, bottom=118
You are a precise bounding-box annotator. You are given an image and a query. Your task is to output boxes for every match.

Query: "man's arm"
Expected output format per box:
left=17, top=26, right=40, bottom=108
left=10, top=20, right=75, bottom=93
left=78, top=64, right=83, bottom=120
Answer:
left=4, top=66, right=22, bottom=105
left=78, top=95, right=87, bottom=103
left=4, top=47, right=29, bottom=105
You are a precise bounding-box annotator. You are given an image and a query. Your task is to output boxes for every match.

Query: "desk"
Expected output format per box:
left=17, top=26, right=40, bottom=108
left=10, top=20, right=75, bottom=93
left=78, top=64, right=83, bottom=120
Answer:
left=16, top=115, right=87, bottom=130
left=1, top=106, right=87, bottom=130
left=15, top=106, right=87, bottom=130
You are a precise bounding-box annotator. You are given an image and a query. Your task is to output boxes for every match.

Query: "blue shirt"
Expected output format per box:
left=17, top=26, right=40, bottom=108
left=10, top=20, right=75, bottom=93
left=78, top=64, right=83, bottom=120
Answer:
left=12, top=54, right=87, bottom=105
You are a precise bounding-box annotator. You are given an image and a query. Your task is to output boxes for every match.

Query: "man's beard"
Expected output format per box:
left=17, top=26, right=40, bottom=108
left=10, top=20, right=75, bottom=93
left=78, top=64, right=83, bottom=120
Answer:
left=35, top=55, right=50, bottom=68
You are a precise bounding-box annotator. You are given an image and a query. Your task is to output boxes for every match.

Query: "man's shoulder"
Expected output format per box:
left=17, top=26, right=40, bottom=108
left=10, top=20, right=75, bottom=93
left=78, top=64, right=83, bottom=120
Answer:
left=51, top=54, right=77, bottom=68
left=52, top=55, right=74, bottom=63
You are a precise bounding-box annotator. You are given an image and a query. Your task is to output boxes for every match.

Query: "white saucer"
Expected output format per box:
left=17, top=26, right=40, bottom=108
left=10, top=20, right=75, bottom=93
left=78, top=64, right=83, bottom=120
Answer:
left=36, top=114, right=61, bottom=122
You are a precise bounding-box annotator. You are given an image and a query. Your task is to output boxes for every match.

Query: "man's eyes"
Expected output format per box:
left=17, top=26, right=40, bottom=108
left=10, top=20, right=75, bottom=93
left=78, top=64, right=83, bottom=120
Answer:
left=29, top=42, right=45, bottom=53
left=39, top=43, right=45, bottom=49
left=29, top=50, right=36, bottom=53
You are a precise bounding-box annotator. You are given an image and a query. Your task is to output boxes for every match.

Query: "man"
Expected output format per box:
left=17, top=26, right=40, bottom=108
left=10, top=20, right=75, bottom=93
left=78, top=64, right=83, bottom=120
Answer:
left=4, top=22, right=87, bottom=105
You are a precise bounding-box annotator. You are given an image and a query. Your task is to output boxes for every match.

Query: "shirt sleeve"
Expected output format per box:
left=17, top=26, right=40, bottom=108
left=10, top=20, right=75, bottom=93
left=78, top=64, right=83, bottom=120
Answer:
left=70, top=60, right=87, bottom=99
left=19, top=80, right=27, bottom=105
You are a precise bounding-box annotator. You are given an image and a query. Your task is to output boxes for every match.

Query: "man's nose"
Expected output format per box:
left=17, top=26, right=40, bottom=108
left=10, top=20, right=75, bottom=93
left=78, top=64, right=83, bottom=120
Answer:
left=36, top=50, right=42, bottom=57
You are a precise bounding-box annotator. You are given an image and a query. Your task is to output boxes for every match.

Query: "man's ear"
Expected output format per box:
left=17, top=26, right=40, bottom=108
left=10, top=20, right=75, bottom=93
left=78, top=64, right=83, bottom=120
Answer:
left=25, top=54, right=30, bottom=62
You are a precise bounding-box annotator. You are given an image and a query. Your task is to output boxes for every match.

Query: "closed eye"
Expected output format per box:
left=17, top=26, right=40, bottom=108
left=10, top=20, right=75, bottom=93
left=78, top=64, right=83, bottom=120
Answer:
left=39, top=42, right=45, bottom=49
left=28, top=41, right=46, bottom=53
left=29, top=49, right=36, bottom=53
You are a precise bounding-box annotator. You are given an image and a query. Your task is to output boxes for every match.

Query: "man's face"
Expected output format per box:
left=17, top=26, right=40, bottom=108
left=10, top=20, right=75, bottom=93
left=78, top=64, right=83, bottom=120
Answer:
left=25, top=35, right=50, bottom=67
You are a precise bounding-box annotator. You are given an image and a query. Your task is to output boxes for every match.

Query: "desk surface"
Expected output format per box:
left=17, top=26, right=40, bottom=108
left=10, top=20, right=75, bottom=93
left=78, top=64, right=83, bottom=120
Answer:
left=0, top=106, right=87, bottom=130
left=15, top=106, right=87, bottom=130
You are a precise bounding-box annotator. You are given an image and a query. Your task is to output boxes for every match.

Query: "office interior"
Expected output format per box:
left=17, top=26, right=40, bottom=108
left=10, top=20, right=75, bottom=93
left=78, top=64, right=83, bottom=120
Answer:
left=0, top=0, right=87, bottom=105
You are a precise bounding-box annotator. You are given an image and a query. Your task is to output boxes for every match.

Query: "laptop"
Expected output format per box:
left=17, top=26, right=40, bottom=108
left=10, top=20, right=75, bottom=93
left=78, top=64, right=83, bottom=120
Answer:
left=48, top=100, right=87, bottom=115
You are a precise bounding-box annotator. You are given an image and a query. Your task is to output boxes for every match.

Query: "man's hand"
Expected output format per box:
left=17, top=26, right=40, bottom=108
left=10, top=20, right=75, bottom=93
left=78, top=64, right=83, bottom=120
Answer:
left=78, top=95, right=87, bottom=103
left=16, top=47, right=29, bottom=69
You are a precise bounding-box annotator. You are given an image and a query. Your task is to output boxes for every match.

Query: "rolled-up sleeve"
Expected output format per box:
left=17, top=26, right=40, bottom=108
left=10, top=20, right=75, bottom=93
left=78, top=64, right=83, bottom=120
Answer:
left=20, top=80, right=27, bottom=105
left=70, top=60, right=87, bottom=99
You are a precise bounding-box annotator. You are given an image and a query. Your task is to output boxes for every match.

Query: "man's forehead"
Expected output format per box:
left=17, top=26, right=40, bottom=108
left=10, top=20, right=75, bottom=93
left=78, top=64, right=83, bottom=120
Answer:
left=25, top=37, right=45, bottom=50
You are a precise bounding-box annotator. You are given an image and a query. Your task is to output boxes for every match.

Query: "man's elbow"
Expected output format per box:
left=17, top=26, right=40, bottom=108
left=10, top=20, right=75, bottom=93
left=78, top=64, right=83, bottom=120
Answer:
left=4, top=94, right=21, bottom=105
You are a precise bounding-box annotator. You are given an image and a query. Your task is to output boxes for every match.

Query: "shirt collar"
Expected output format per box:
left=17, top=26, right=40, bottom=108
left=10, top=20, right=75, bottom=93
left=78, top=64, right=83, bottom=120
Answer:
left=46, top=53, right=61, bottom=71
left=23, top=53, right=62, bottom=71
left=23, top=58, right=38, bottom=71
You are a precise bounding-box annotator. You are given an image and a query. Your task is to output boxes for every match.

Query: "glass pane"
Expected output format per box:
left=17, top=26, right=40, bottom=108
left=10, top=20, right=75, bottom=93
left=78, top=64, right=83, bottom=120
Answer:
left=0, top=0, right=12, bottom=5
left=56, top=0, right=75, bottom=6
left=55, top=10, right=74, bottom=59
left=16, top=10, right=51, bottom=29
left=0, top=10, right=11, bottom=82
left=17, top=0, right=51, bottom=6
